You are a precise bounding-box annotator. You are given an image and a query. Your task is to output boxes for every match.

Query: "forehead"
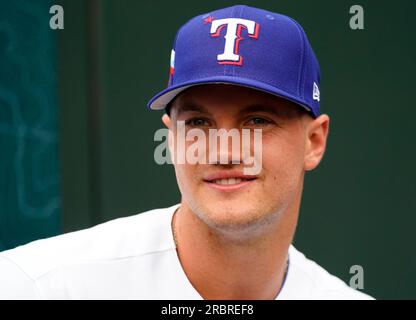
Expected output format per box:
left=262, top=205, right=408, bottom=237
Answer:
left=170, top=84, right=302, bottom=116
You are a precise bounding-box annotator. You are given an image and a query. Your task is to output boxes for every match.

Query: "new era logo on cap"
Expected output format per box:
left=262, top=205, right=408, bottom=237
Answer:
left=148, top=5, right=321, bottom=118
left=313, top=82, right=320, bottom=102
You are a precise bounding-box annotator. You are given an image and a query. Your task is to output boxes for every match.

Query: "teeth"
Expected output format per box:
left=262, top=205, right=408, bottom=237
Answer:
left=213, top=178, right=243, bottom=185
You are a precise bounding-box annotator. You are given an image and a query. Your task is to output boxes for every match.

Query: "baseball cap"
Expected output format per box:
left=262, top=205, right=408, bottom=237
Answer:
left=147, top=4, right=321, bottom=118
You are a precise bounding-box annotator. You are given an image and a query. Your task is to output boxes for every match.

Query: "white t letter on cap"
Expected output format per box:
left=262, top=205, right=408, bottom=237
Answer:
left=210, top=18, right=259, bottom=65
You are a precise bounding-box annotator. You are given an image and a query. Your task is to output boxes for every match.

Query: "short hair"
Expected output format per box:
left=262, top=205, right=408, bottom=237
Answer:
left=165, top=101, right=172, bottom=116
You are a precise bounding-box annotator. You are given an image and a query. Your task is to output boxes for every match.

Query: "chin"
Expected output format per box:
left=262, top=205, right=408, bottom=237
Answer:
left=192, top=200, right=280, bottom=235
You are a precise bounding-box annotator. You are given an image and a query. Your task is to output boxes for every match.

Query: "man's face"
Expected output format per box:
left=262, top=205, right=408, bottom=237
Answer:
left=165, top=84, right=321, bottom=234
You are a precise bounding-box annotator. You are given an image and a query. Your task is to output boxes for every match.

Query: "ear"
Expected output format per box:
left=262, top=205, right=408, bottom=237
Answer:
left=162, top=113, right=172, bottom=129
left=162, top=114, right=175, bottom=163
left=304, top=114, right=330, bottom=171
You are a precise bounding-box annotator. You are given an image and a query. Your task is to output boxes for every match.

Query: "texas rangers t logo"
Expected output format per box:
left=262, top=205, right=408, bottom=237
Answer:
left=209, top=18, right=260, bottom=65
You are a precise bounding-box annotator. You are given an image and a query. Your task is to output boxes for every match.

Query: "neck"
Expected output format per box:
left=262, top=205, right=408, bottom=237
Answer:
left=173, top=198, right=300, bottom=300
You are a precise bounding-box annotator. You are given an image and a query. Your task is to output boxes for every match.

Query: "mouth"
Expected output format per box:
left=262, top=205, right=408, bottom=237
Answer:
left=203, top=175, right=257, bottom=191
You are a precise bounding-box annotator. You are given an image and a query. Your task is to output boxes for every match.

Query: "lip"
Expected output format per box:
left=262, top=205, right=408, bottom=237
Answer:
left=203, top=171, right=258, bottom=192
left=203, top=171, right=258, bottom=181
left=204, top=179, right=255, bottom=191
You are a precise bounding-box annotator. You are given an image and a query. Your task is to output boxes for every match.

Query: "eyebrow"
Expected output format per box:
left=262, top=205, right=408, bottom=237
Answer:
left=239, top=103, right=282, bottom=116
left=174, top=102, right=210, bottom=117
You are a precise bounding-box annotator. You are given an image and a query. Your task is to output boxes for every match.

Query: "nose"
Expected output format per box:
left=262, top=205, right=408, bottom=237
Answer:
left=208, top=128, right=245, bottom=166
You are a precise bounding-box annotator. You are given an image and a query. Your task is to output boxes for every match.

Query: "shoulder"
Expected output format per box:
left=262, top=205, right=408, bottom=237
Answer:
left=0, top=255, right=41, bottom=299
left=281, top=245, right=374, bottom=300
left=0, top=205, right=178, bottom=283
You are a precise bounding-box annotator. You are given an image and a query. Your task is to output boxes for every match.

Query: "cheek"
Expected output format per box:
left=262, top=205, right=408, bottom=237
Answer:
left=173, top=163, right=199, bottom=197
left=261, top=133, right=305, bottom=183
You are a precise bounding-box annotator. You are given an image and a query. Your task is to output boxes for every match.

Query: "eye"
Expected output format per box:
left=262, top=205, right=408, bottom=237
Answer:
left=185, top=118, right=210, bottom=127
left=246, top=117, right=272, bottom=126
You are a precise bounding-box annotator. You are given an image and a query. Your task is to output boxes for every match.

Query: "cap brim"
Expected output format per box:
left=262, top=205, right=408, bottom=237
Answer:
left=147, top=76, right=313, bottom=115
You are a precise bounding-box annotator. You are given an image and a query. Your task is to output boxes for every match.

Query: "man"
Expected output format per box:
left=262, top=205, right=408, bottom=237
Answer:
left=0, top=5, right=373, bottom=299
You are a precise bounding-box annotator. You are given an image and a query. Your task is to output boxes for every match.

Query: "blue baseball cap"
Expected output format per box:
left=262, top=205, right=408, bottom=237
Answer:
left=147, top=4, right=321, bottom=118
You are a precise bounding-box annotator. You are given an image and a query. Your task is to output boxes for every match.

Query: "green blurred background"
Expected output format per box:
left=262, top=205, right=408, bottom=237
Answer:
left=1, top=0, right=415, bottom=299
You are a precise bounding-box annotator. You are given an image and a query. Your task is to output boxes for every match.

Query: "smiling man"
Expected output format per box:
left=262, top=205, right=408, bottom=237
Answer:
left=0, top=5, right=373, bottom=299
left=162, top=84, right=325, bottom=300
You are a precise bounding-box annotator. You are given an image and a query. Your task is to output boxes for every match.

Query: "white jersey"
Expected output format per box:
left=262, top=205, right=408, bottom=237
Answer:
left=0, top=204, right=373, bottom=300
